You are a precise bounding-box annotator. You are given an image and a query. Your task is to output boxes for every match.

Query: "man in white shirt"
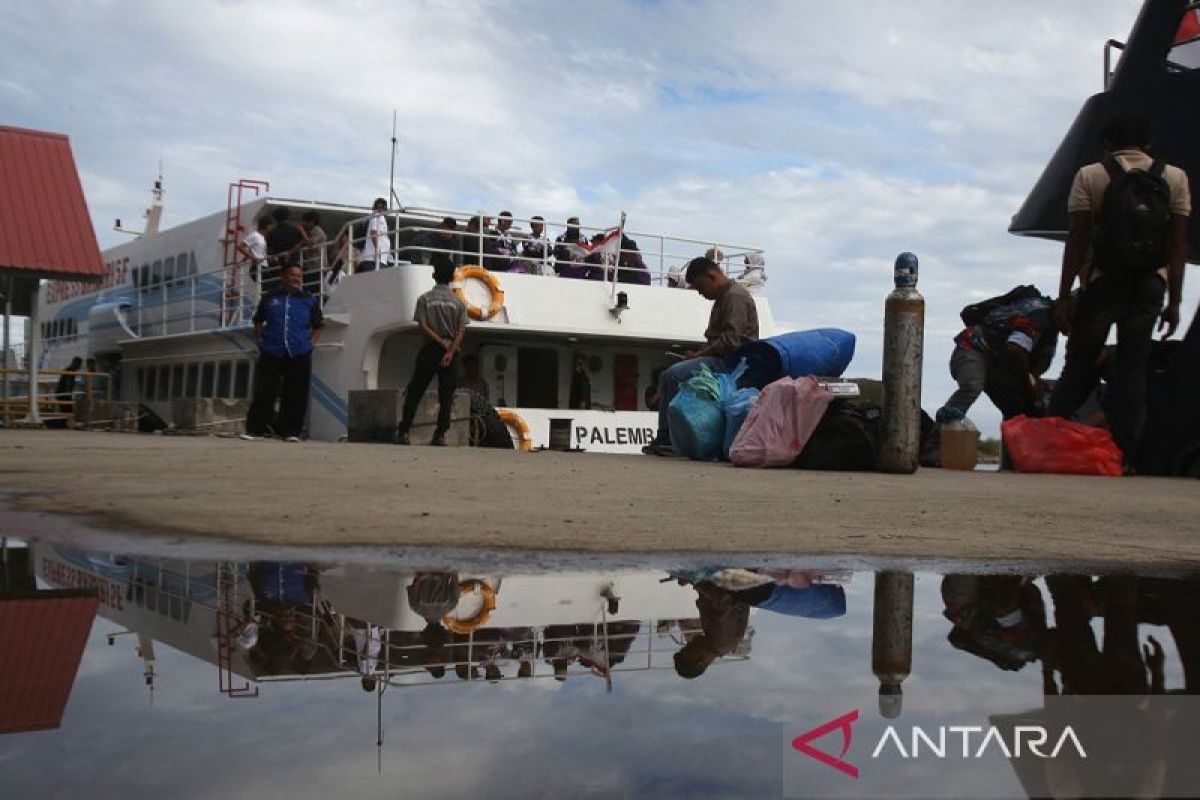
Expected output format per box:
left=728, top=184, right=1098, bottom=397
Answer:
left=359, top=197, right=392, bottom=272
left=234, top=216, right=272, bottom=319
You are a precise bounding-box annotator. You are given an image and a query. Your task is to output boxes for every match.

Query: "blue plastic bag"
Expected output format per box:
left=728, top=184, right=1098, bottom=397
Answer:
left=668, top=366, right=724, bottom=461
left=669, top=361, right=757, bottom=461
left=722, top=385, right=759, bottom=460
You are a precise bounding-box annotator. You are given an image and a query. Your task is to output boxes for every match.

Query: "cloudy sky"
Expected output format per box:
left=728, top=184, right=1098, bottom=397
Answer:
left=2, top=0, right=1189, bottom=436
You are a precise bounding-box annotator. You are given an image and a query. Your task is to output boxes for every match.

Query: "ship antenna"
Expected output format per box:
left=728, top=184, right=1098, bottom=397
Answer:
left=388, top=110, right=402, bottom=210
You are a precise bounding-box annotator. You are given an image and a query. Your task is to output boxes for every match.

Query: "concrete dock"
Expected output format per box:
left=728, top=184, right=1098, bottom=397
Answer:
left=1, top=429, right=1198, bottom=569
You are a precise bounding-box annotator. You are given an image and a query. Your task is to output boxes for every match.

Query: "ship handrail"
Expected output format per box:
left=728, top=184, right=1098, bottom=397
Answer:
left=331, top=207, right=766, bottom=288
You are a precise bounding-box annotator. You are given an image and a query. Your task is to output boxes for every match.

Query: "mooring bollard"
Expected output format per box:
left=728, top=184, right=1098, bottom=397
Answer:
left=880, top=252, right=925, bottom=474
left=871, top=570, right=914, bottom=720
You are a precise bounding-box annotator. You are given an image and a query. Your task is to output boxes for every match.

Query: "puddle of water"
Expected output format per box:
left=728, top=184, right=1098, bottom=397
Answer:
left=2, top=537, right=1199, bottom=799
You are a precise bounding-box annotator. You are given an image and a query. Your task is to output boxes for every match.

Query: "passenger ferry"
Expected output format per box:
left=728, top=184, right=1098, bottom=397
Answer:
left=34, top=179, right=774, bottom=452
left=31, top=540, right=753, bottom=689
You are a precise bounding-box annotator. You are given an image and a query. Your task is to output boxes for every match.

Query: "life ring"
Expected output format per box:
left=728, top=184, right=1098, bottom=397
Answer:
left=497, top=408, right=534, bottom=452
left=443, top=579, right=497, bottom=634
left=453, top=265, right=505, bottom=321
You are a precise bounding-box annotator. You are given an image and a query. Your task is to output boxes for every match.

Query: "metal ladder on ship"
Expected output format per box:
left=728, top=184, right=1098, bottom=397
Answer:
left=220, top=179, right=270, bottom=327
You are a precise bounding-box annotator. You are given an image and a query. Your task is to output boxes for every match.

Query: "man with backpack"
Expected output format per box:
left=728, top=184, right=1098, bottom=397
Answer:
left=935, top=285, right=1059, bottom=424
left=1049, top=112, right=1191, bottom=462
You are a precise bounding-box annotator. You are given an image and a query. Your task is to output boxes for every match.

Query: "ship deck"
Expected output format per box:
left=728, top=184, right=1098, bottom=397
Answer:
left=2, top=429, right=1198, bottom=572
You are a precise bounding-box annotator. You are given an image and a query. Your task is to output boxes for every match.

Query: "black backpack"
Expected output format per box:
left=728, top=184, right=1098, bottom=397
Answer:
left=1094, top=156, right=1172, bottom=276
left=793, top=401, right=880, bottom=471
left=960, top=285, right=1042, bottom=327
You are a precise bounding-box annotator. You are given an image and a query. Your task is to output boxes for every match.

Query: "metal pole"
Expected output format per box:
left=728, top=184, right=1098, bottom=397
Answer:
left=388, top=109, right=399, bottom=210
left=2, top=274, right=11, bottom=424
left=26, top=283, right=41, bottom=424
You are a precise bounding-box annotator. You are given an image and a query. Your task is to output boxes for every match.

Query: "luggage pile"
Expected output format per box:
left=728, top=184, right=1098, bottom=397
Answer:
left=667, top=328, right=888, bottom=471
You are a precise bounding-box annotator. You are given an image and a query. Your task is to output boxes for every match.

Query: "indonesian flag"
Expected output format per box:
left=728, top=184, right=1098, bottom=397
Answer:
left=1177, top=8, right=1200, bottom=43
left=559, top=227, right=623, bottom=262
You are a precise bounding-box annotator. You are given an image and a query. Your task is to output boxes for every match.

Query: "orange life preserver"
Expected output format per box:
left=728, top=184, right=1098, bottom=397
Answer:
left=496, top=408, right=534, bottom=452
left=453, top=264, right=505, bottom=321
left=442, top=579, right=497, bottom=634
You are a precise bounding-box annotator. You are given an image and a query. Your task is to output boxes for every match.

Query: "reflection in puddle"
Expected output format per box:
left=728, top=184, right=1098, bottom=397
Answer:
left=3, top=538, right=1199, bottom=798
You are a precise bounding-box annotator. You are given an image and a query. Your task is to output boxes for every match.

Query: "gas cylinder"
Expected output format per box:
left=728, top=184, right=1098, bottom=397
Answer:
left=871, top=570, right=914, bottom=720
left=880, top=252, right=925, bottom=474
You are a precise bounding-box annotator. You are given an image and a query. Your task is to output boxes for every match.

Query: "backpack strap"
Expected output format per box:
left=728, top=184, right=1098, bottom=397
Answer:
left=1149, top=159, right=1166, bottom=178
left=1101, top=155, right=1125, bottom=182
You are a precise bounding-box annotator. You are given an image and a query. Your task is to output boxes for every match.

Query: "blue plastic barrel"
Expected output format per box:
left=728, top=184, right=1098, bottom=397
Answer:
left=730, top=328, right=856, bottom=389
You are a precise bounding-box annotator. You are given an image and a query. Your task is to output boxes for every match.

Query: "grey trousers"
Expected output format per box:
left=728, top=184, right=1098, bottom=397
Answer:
left=942, top=347, right=988, bottom=417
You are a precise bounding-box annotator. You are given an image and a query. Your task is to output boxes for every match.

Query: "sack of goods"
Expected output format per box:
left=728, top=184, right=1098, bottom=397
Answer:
left=729, top=376, right=833, bottom=468
left=668, top=361, right=758, bottom=461
left=1001, top=415, right=1123, bottom=477
left=731, top=328, right=856, bottom=390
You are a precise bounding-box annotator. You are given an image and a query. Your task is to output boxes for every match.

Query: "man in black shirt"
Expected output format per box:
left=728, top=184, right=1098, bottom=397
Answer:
left=265, top=207, right=307, bottom=276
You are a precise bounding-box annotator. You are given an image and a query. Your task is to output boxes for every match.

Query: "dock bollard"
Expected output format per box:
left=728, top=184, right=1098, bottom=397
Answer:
left=879, top=252, right=925, bottom=474
left=871, top=570, right=914, bottom=720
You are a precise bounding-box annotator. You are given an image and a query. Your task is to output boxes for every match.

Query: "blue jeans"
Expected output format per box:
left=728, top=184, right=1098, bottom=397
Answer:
left=655, top=356, right=727, bottom=443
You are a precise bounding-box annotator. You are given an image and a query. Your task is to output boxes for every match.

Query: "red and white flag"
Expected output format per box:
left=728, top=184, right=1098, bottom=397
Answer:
left=559, top=227, right=623, bottom=262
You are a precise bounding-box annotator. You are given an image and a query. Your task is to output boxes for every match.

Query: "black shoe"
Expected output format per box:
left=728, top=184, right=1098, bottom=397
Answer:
left=396, top=430, right=410, bottom=445
left=430, top=434, right=447, bottom=446
left=641, top=440, right=674, bottom=456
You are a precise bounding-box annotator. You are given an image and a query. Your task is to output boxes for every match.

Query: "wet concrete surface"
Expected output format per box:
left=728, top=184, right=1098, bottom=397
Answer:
left=2, top=430, right=1198, bottom=570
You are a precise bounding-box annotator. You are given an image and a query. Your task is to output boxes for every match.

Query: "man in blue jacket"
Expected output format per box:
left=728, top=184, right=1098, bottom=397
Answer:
left=245, top=263, right=323, bottom=441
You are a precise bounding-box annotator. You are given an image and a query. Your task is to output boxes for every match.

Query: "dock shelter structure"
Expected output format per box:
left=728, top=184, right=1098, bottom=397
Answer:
left=0, top=125, right=105, bottom=422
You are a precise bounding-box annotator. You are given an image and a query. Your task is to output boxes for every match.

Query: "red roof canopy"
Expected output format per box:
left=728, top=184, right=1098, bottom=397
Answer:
left=0, top=590, right=99, bottom=734
left=0, top=125, right=105, bottom=281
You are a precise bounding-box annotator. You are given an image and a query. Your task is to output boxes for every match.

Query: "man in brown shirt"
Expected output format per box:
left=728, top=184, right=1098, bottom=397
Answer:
left=1048, top=112, right=1191, bottom=460
left=643, top=256, right=759, bottom=455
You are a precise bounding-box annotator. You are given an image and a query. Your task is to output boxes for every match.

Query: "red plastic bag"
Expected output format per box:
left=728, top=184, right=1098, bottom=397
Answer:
left=1000, top=415, right=1123, bottom=476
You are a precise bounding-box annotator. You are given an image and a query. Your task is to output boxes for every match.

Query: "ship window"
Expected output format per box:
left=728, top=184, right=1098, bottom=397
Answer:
left=156, top=365, right=170, bottom=399
left=234, top=361, right=250, bottom=398
left=136, top=367, right=146, bottom=397
left=517, top=348, right=559, bottom=409
left=171, top=364, right=184, bottom=398
left=163, top=256, right=176, bottom=286
left=182, top=251, right=196, bottom=276
left=217, top=361, right=232, bottom=398
left=143, top=366, right=157, bottom=399
left=185, top=363, right=199, bottom=398
left=151, top=259, right=162, bottom=289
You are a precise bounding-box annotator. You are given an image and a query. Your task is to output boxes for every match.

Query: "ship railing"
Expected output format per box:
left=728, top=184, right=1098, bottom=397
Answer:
left=254, top=614, right=751, bottom=689
left=0, top=368, right=113, bottom=426
left=330, top=207, right=766, bottom=289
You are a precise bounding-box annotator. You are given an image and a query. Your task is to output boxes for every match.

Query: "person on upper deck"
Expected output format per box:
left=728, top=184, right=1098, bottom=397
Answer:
left=359, top=197, right=392, bottom=272
left=461, top=215, right=501, bottom=269
left=421, top=217, right=460, bottom=266
left=237, top=216, right=272, bottom=280
left=1048, top=112, right=1191, bottom=463
left=617, top=234, right=651, bottom=285
left=494, top=210, right=525, bottom=272
left=298, top=211, right=327, bottom=286
left=266, top=207, right=307, bottom=276
left=396, top=254, right=469, bottom=446
left=554, top=217, right=591, bottom=279
left=643, top=256, right=759, bottom=456
left=244, top=263, right=323, bottom=441
left=522, top=215, right=553, bottom=275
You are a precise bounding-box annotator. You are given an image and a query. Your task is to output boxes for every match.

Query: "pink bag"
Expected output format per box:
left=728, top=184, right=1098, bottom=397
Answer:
left=730, top=376, right=833, bottom=467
